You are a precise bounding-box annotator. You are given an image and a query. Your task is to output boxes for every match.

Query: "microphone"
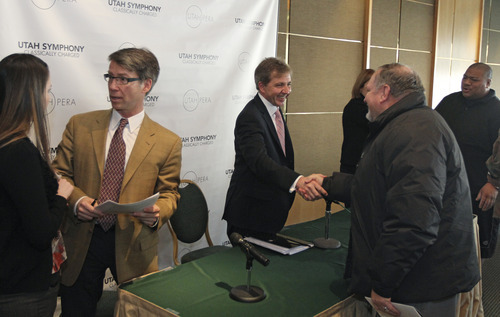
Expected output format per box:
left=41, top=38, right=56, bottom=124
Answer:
left=230, top=232, right=270, bottom=266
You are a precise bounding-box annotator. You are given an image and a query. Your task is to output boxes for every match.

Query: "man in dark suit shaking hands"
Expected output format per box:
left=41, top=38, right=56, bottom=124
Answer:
left=223, top=57, right=325, bottom=242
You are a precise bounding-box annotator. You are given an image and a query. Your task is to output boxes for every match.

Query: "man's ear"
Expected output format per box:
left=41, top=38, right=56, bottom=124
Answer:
left=380, top=84, right=391, bottom=102
left=142, top=78, right=153, bottom=94
left=257, top=81, right=264, bottom=93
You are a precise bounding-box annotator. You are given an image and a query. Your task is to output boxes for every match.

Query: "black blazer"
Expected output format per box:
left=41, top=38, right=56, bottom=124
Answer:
left=223, top=94, right=299, bottom=234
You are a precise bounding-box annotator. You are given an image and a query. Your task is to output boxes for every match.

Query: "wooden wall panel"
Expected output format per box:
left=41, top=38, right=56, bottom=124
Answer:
left=400, top=1, right=434, bottom=51
left=277, top=0, right=367, bottom=224
left=277, top=33, right=287, bottom=60
left=287, top=113, right=342, bottom=177
left=278, top=0, right=289, bottom=33
left=452, top=0, right=482, bottom=60
left=486, top=30, right=500, bottom=63
left=432, top=0, right=483, bottom=107
left=371, top=0, right=400, bottom=47
left=369, top=47, right=397, bottom=68
left=481, top=0, right=500, bottom=92
left=434, top=0, right=455, bottom=59
left=287, top=36, right=363, bottom=113
left=432, top=58, right=453, bottom=108
left=489, top=0, right=500, bottom=29
left=289, top=0, right=365, bottom=39
left=279, top=0, right=487, bottom=224
left=399, top=51, right=433, bottom=96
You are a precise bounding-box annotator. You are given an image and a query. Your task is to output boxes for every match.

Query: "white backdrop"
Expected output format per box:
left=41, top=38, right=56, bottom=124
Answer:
left=0, top=0, right=279, bottom=270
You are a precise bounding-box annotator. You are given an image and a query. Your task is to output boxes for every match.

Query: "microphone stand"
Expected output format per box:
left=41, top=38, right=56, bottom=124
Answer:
left=230, top=245, right=266, bottom=303
left=313, top=200, right=341, bottom=249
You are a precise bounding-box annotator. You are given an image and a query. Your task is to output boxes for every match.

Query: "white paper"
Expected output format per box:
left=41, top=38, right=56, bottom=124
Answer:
left=365, top=297, right=422, bottom=317
left=244, top=237, right=311, bottom=255
left=95, top=192, right=160, bottom=214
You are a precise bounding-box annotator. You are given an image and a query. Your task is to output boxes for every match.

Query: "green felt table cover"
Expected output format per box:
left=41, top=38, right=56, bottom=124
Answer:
left=120, top=210, right=351, bottom=316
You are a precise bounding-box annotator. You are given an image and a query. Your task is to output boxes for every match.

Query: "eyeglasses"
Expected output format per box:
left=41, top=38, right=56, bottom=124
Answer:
left=103, top=74, right=141, bottom=85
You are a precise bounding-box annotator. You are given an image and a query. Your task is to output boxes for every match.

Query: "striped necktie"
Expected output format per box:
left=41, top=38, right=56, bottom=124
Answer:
left=275, top=108, right=286, bottom=156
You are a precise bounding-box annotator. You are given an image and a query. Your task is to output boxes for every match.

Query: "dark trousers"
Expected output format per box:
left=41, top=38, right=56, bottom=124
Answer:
left=407, top=293, right=459, bottom=316
left=0, top=282, right=59, bottom=317
left=60, top=225, right=117, bottom=317
left=473, top=203, right=500, bottom=258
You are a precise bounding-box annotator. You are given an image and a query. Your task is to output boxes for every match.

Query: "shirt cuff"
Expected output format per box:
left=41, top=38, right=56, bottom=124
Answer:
left=74, top=196, right=86, bottom=216
left=290, top=175, right=303, bottom=193
left=148, top=217, right=159, bottom=228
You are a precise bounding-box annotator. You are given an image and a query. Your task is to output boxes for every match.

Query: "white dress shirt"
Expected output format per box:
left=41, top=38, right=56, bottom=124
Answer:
left=73, top=109, right=145, bottom=213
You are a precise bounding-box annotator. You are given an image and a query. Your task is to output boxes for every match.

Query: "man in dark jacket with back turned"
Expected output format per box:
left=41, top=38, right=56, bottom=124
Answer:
left=310, top=63, right=480, bottom=316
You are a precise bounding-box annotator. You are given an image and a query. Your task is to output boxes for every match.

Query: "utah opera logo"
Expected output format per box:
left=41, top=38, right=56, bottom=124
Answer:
left=119, top=42, right=136, bottom=50
left=47, top=90, right=56, bottom=114
left=186, top=5, right=203, bottom=28
left=183, top=89, right=199, bottom=112
left=238, top=52, right=250, bottom=72
left=183, top=89, right=212, bottom=112
left=185, top=5, right=213, bottom=28
left=31, top=0, right=56, bottom=10
left=182, top=170, right=209, bottom=184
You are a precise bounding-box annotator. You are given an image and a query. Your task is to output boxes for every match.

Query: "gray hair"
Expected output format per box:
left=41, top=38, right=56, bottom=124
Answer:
left=374, top=63, right=424, bottom=98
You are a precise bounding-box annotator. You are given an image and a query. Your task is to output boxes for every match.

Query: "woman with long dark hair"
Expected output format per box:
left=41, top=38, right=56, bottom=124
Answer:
left=0, top=53, right=73, bottom=316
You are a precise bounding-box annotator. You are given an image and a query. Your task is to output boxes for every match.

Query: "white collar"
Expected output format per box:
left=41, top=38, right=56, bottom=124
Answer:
left=110, top=109, right=144, bottom=132
left=258, top=92, right=280, bottom=117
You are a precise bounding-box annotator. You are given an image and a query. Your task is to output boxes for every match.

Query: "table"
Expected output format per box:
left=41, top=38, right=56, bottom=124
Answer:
left=116, top=210, right=357, bottom=316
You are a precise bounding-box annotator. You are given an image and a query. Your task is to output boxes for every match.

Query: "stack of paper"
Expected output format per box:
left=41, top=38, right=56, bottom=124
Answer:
left=95, top=192, right=160, bottom=214
left=365, top=297, right=422, bottom=317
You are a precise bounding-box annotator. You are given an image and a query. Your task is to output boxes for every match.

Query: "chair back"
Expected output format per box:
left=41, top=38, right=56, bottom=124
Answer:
left=169, top=179, right=209, bottom=243
left=168, top=179, right=224, bottom=265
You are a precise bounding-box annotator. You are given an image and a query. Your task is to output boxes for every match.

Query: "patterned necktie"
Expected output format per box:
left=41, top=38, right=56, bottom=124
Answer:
left=275, top=108, right=286, bottom=156
left=98, top=118, right=128, bottom=231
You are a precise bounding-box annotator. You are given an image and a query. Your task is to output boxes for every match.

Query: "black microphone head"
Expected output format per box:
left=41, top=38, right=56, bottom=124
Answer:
left=230, top=232, right=244, bottom=244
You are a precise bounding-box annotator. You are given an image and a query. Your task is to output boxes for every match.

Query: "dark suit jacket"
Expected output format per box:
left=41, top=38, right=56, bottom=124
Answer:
left=53, top=109, right=181, bottom=285
left=223, top=94, right=299, bottom=234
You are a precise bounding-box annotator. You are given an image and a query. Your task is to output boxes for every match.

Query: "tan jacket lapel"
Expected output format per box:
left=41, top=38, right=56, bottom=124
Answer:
left=91, top=111, right=112, bottom=178
left=122, top=114, right=155, bottom=189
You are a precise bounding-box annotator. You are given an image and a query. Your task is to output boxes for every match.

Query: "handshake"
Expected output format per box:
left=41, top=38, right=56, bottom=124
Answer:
left=295, top=174, right=328, bottom=201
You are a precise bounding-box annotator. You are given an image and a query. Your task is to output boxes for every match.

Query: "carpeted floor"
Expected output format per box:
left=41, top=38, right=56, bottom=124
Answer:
left=482, top=241, right=500, bottom=316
